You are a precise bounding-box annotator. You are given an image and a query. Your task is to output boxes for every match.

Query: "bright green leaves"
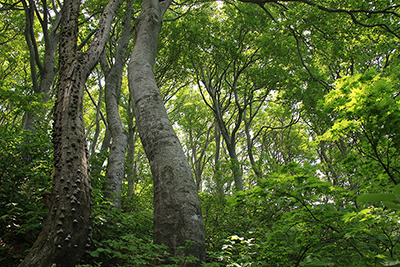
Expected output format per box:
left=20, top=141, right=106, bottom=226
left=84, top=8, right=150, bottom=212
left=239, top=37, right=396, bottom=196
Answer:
left=330, top=70, right=398, bottom=115
left=320, top=69, right=400, bottom=185
left=323, top=69, right=400, bottom=136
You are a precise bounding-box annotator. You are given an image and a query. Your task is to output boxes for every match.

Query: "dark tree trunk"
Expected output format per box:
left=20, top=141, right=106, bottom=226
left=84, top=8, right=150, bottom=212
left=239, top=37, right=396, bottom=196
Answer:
left=128, top=0, right=206, bottom=264
left=18, top=0, right=123, bottom=265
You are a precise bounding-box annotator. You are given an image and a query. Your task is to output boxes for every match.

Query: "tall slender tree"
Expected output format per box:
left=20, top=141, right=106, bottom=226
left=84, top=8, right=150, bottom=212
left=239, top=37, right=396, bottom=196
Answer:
left=101, top=0, right=133, bottom=208
left=21, top=0, right=60, bottom=131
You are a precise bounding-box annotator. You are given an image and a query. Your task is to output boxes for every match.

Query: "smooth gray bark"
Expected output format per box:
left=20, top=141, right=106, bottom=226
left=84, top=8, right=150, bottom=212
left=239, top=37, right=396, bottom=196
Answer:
left=101, top=0, right=132, bottom=208
left=128, top=0, right=206, bottom=264
left=126, top=99, right=137, bottom=197
left=89, top=70, right=104, bottom=156
left=21, top=0, right=60, bottom=131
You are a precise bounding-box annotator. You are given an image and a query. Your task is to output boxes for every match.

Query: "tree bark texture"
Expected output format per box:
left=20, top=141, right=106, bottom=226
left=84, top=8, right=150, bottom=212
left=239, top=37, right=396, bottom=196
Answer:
left=19, top=0, right=123, bottom=265
left=128, top=0, right=206, bottom=264
left=101, top=0, right=132, bottom=208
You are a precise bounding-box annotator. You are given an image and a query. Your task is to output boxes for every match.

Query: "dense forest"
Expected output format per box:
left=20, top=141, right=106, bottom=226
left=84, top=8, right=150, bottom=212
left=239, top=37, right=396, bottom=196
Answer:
left=1, top=0, right=400, bottom=266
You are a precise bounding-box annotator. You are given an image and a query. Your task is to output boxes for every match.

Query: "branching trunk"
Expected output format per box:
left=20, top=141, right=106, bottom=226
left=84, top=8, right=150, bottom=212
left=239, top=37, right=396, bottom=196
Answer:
left=188, top=126, right=211, bottom=191
left=244, top=122, right=262, bottom=182
left=18, top=0, right=123, bottom=265
left=101, top=0, right=132, bottom=207
left=128, top=0, right=205, bottom=264
left=214, top=122, right=224, bottom=195
left=89, top=69, right=104, bottom=156
left=21, top=0, right=60, bottom=131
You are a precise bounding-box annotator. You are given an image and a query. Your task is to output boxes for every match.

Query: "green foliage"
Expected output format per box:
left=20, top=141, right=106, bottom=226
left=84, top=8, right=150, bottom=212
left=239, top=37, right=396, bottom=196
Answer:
left=200, top=161, right=400, bottom=266
left=319, top=68, right=400, bottom=191
left=357, top=184, right=400, bottom=210
left=83, top=207, right=160, bottom=266
left=0, top=127, right=52, bottom=266
left=2, top=0, right=400, bottom=266
left=83, top=191, right=198, bottom=266
left=323, top=69, right=400, bottom=142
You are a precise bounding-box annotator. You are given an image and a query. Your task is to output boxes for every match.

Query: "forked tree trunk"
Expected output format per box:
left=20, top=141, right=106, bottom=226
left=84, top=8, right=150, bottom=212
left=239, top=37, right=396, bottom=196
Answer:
left=18, top=0, right=123, bottom=265
left=21, top=0, right=59, bottom=131
left=128, top=0, right=206, bottom=264
left=101, top=0, right=132, bottom=207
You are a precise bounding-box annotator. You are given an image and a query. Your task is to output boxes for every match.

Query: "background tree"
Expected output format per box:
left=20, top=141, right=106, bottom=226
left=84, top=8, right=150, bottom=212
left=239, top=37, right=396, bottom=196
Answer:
left=100, top=0, right=133, bottom=208
left=1, top=0, right=400, bottom=266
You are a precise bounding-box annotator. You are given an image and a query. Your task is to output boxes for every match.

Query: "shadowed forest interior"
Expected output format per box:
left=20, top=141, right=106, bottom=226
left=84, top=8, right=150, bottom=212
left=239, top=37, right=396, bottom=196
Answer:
left=1, top=0, right=400, bottom=266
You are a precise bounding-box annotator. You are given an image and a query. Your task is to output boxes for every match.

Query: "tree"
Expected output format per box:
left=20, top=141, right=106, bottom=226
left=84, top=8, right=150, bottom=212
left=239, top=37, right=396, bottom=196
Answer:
left=18, top=0, right=123, bottom=265
left=4, top=0, right=399, bottom=266
left=100, top=0, right=132, bottom=208
left=127, top=0, right=206, bottom=264
left=21, top=0, right=60, bottom=131
left=171, top=88, right=214, bottom=191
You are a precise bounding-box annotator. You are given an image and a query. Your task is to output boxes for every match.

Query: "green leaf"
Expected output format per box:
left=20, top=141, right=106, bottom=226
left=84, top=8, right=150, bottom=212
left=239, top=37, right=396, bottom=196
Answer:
left=380, top=258, right=400, bottom=267
left=357, top=193, right=397, bottom=204
left=382, top=201, right=400, bottom=211
left=90, top=250, right=100, bottom=257
left=393, top=184, right=400, bottom=195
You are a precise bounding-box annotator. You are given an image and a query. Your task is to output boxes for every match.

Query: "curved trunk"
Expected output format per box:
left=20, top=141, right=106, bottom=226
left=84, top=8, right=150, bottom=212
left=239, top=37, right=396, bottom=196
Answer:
left=226, top=143, right=244, bottom=191
left=244, top=120, right=262, bottom=182
left=215, top=108, right=243, bottom=191
left=126, top=98, right=137, bottom=197
left=102, top=0, right=132, bottom=207
left=128, top=0, right=206, bottom=264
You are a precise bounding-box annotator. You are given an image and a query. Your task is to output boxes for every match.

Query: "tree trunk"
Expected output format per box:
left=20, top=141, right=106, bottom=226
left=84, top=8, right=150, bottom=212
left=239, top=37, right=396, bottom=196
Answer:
left=18, top=0, right=123, bottom=265
left=126, top=97, right=137, bottom=197
left=214, top=106, right=244, bottom=191
left=128, top=0, right=206, bottom=264
left=214, top=122, right=224, bottom=195
left=194, top=64, right=244, bottom=191
left=101, top=0, right=132, bottom=207
left=244, top=117, right=263, bottom=182
left=21, top=0, right=59, bottom=131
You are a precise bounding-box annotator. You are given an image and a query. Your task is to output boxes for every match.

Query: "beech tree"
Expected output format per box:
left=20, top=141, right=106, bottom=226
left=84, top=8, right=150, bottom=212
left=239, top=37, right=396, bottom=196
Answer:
left=100, top=0, right=132, bottom=208
left=20, top=0, right=60, bottom=131
left=127, top=0, right=206, bottom=263
left=3, top=0, right=398, bottom=266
